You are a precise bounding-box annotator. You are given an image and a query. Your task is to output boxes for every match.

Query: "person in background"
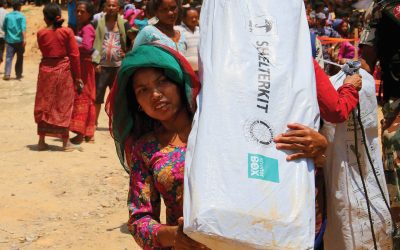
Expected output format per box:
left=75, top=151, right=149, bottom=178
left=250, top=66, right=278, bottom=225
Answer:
left=93, top=2, right=106, bottom=22
left=92, top=0, right=134, bottom=126
left=70, top=0, right=97, bottom=144
left=310, top=12, right=340, bottom=74
left=360, top=0, right=400, bottom=231
left=176, top=6, right=199, bottom=72
left=34, top=3, right=82, bottom=151
left=68, top=0, right=77, bottom=32
left=133, top=0, right=186, bottom=55
left=0, top=0, right=7, bottom=69
left=334, top=19, right=358, bottom=64
left=2, top=0, right=26, bottom=80
left=133, top=1, right=150, bottom=30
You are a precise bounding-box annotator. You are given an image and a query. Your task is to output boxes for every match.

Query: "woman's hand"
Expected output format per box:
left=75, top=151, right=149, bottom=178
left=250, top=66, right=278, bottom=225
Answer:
left=344, top=74, right=362, bottom=91
left=75, top=79, right=84, bottom=95
left=274, top=123, right=327, bottom=162
left=120, top=50, right=126, bottom=59
left=174, top=218, right=209, bottom=250
left=95, top=65, right=101, bottom=73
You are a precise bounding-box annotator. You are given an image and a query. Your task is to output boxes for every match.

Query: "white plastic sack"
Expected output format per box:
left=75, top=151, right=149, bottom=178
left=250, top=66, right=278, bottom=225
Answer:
left=321, top=69, right=393, bottom=249
left=184, top=1, right=320, bottom=249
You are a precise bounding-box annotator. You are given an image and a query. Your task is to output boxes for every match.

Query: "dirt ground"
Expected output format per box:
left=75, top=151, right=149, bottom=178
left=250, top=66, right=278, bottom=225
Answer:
left=0, top=5, right=144, bottom=250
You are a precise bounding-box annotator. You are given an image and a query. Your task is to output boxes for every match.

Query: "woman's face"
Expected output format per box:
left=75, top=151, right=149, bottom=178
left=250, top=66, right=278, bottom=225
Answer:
left=76, top=4, right=90, bottom=25
left=155, top=0, right=178, bottom=26
left=339, top=21, right=349, bottom=35
left=132, top=68, right=184, bottom=122
left=184, top=9, right=199, bottom=29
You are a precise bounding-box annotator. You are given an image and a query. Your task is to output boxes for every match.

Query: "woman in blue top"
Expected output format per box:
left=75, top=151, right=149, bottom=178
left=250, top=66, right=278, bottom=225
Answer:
left=133, top=0, right=187, bottom=54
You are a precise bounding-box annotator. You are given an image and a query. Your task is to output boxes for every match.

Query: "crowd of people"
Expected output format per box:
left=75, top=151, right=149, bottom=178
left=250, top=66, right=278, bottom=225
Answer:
left=0, top=0, right=399, bottom=249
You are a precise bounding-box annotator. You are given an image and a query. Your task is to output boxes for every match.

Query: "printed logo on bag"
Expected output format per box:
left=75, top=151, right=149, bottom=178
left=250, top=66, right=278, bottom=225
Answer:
left=249, top=16, right=275, bottom=36
left=248, top=154, right=279, bottom=183
left=244, top=119, right=274, bottom=147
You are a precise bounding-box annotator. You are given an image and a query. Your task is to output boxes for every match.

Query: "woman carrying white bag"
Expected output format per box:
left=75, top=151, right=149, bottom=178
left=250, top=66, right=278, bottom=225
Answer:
left=105, top=1, right=363, bottom=250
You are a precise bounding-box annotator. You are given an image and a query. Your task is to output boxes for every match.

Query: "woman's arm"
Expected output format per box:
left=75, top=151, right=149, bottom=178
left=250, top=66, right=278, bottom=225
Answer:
left=78, top=25, right=95, bottom=54
left=314, top=59, right=361, bottom=123
left=127, top=145, right=207, bottom=249
left=127, top=146, right=163, bottom=248
left=133, top=26, right=152, bottom=49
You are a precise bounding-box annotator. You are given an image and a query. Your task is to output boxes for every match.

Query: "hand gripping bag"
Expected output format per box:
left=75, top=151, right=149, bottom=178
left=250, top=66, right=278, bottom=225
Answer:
left=321, top=69, right=393, bottom=250
left=184, top=1, right=320, bottom=249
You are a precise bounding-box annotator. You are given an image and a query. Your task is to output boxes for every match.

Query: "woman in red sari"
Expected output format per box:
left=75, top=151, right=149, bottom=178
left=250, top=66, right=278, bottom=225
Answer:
left=70, top=1, right=97, bottom=144
left=34, top=3, right=83, bottom=151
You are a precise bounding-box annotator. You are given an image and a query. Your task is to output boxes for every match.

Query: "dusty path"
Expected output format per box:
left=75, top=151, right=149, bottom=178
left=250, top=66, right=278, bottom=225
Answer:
left=0, top=5, right=142, bottom=250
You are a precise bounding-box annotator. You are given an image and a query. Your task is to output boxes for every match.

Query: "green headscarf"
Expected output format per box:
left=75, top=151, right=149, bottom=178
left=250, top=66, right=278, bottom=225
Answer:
left=106, top=43, right=200, bottom=173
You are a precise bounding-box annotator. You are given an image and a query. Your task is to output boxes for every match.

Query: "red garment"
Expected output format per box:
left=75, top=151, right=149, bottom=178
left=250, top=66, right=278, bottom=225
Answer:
left=35, top=57, right=75, bottom=138
left=314, top=59, right=359, bottom=123
left=34, top=27, right=81, bottom=138
left=37, top=27, right=81, bottom=80
left=70, top=24, right=96, bottom=137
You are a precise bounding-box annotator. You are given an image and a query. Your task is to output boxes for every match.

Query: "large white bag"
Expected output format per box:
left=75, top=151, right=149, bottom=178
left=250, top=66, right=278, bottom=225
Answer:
left=322, top=69, right=393, bottom=249
left=184, top=1, right=320, bottom=249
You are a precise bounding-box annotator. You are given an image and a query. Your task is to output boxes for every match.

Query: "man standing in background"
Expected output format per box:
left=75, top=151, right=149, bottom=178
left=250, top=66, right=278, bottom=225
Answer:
left=92, top=0, right=134, bottom=126
left=0, top=0, right=7, bottom=69
left=3, top=0, right=26, bottom=80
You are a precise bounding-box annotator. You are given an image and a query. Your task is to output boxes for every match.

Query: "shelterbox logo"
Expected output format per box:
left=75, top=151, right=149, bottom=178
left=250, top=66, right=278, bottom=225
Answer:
left=248, top=154, right=279, bottom=183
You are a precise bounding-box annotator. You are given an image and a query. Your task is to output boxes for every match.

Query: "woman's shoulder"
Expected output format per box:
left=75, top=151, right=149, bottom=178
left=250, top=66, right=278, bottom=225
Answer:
left=50, top=26, right=74, bottom=37
left=141, top=25, right=157, bottom=32
left=79, top=23, right=96, bottom=36
left=82, top=23, right=95, bottom=32
left=37, top=28, right=48, bottom=36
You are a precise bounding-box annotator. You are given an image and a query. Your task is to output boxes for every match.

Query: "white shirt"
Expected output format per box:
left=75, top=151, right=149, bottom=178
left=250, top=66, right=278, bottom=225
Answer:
left=0, top=7, right=8, bottom=38
left=176, top=23, right=200, bottom=71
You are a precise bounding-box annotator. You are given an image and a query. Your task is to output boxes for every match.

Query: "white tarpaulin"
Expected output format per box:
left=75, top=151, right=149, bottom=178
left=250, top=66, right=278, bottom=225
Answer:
left=322, top=69, right=393, bottom=249
left=184, top=0, right=320, bottom=249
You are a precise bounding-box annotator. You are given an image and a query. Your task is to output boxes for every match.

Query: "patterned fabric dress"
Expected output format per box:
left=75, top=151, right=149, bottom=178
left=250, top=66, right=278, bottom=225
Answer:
left=34, top=27, right=81, bottom=138
left=127, top=133, right=185, bottom=250
left=69, top=23, right=96, bottom=138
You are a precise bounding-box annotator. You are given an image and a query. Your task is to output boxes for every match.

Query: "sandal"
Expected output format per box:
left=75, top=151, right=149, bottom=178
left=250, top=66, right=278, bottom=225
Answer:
left=70, top=135, right=84, bottom=145
left=85, top=136, right=95, bottom=143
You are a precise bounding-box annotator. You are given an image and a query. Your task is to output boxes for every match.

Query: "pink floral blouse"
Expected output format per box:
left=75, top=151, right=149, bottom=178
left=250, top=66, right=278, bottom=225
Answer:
left=127, top=133, right=185, bottom=249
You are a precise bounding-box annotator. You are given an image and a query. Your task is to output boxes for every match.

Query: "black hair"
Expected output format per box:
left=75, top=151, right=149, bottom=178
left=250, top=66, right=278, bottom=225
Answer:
left=43, top=3, right=64, bottom=28
left=0, top=0, right=5, bottom=7
left=12, top=0, right=21, bottom=10
left=77, top=0, right=95, bottom=21
left=182, top=6, right=198, bottom=19
left=150, top=0, right=181, bottom=14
